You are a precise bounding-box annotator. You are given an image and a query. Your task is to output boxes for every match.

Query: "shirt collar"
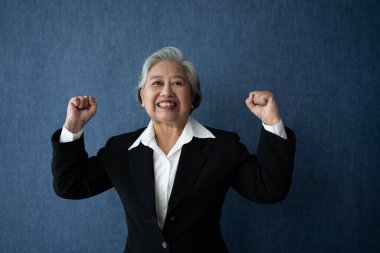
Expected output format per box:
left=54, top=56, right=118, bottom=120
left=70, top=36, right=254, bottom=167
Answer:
left=128, top=116, right=215, bottom=151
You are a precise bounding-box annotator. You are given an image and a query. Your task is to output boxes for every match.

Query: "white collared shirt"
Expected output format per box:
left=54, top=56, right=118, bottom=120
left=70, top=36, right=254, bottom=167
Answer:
left=59, top=117, right=287, bottom=230
left=128, top=116, right=215, bottom=230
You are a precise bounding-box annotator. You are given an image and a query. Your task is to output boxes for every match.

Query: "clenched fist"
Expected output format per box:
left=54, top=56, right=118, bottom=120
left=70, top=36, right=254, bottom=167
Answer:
left=64, top=96, right=97, bottom=133
left=245, top=91, right=281, bottom=125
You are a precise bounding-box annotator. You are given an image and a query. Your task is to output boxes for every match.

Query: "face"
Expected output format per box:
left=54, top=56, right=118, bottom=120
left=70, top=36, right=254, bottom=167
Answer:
left=140, top=61, right=193, bottom=126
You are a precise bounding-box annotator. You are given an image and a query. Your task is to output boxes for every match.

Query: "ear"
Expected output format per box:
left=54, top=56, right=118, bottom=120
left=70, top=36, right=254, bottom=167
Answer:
left=191, top=94, right=196, bottom=108
left=139, top=88, right=144, bottom=107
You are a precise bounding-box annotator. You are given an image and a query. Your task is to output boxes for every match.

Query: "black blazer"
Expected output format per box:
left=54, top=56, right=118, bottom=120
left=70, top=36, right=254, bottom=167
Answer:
left=51, top=126, right=296, bottom=253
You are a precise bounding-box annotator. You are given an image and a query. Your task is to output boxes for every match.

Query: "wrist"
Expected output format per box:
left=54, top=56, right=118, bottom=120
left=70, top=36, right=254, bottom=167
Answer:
left=262, top=116, right=281, bottom=126
left=64, top=119, right=84, bottom=134
left=60, top=126, right=84, bottom=143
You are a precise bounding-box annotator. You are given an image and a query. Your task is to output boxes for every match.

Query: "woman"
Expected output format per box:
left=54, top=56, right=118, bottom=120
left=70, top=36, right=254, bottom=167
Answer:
left=51, top=47, right=296, bottom=253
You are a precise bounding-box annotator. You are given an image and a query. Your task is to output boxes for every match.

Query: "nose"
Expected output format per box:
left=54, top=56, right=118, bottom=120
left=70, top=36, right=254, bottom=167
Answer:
left=160, top=83, right=174, bottom=97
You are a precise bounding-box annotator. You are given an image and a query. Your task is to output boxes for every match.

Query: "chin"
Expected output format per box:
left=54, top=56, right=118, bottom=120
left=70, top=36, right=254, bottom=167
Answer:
left=154, top=114, right=187, bottom=123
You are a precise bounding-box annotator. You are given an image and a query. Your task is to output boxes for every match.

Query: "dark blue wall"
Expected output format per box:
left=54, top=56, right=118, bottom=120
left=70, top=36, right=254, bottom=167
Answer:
left=1, top=0, right=379, bottom=252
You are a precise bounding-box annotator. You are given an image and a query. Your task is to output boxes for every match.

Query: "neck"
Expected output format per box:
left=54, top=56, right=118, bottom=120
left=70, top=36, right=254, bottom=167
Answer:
left=153, top=119, right=187, bottom=155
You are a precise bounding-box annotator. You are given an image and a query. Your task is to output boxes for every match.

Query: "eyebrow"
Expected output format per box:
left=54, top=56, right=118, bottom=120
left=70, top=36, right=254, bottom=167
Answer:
left=148, top=75, right=186, bottom=81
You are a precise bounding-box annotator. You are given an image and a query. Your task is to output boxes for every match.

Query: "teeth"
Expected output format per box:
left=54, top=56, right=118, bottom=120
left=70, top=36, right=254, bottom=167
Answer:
left=158, top=102, right=176, bottom=108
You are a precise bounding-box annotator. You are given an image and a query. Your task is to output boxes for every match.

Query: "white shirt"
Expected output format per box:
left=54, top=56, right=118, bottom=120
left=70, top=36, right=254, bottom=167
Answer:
left=59, top=117, right=287, bottom=230
left=128, top=116, right=215, bottom=229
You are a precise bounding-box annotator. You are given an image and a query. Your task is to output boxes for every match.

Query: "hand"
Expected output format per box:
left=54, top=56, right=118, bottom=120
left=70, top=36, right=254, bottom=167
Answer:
left=64, top=96, right=97, bottom=133
left=245, top=91, right=281, bottom=125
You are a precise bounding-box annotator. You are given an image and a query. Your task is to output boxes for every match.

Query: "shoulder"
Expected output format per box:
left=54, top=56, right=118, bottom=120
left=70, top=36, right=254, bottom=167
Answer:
left=106, top=127, right=146, bottom=147
left=205, top=126, right=241, bottom=142
left=206, top=126, right=237, bottom=137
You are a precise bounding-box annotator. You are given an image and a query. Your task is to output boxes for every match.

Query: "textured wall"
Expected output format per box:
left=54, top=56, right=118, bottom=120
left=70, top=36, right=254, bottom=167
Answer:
left=1, top=0, right=379, bottom=252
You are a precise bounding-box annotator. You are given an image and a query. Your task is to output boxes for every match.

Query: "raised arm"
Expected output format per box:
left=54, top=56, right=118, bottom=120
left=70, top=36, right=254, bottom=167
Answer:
left=231, top=91, right=295, bottom=203
left=52, top=96, right=112, bottom=199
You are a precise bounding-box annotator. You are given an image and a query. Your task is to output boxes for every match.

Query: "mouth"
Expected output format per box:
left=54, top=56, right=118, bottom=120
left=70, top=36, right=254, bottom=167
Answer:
left=157, top=101, right=177, bottom=108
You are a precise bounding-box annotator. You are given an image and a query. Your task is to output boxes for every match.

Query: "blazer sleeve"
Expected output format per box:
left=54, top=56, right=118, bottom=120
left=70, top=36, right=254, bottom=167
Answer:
left=231, top=127, right=296, bottom=203
left=51, top=129, right=113, bottom=199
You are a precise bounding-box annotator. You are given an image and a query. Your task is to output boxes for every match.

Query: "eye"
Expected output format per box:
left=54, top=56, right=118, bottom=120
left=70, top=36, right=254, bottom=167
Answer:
left=152, top=81, right=162, bottom=86
left=172, top=81, right=184, bottom=86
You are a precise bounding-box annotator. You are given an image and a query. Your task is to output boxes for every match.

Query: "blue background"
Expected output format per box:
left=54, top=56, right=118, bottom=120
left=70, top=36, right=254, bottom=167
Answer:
left=1, top=0, right=379, bottom=252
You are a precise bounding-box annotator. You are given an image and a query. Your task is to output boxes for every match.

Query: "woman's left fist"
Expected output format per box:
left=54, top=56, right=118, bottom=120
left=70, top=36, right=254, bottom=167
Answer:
left=245, top=91, right=281, bottom=125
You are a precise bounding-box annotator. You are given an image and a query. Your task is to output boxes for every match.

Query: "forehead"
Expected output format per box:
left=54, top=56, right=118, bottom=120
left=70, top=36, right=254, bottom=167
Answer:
left=148, top=61, right=186, bottom=78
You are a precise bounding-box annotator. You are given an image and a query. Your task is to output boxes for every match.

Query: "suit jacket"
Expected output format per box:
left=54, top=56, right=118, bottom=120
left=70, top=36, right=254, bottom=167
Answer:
left=51, top=126, right=296, bottom=253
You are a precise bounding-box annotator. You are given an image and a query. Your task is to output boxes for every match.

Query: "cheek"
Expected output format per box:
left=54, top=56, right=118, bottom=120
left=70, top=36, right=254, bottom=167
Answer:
left=179, top=93, right=193, bottom=110
left=140, top=90, right=154, bottom=105
left=184, top=89, right=194, bottom=104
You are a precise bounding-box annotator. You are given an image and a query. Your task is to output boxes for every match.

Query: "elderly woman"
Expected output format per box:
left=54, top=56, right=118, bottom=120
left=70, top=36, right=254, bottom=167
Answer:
left=51, top=47, right=296, bottom=253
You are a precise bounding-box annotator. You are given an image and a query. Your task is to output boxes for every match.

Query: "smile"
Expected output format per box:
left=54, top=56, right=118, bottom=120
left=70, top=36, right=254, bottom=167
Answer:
left=157, top=102, right=177, bottom=108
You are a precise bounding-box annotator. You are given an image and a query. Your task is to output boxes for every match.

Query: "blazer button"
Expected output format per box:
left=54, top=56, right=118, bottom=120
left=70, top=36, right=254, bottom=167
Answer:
left=162, top=241, right=167, bottom=249
left=170, top=216, right=176, bottom=221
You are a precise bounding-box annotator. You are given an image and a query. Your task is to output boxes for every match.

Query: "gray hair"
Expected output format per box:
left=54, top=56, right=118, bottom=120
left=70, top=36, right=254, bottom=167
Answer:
left=136, top=47, right=201, bottom=111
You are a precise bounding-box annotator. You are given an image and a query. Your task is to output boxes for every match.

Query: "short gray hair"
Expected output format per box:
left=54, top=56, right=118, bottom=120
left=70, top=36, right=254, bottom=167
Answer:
left=136, top=47, right=201, bottom=111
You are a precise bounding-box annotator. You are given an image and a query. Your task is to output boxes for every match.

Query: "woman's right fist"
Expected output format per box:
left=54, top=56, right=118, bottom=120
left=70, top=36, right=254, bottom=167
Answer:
left=64, top=96, right=97, bottom=133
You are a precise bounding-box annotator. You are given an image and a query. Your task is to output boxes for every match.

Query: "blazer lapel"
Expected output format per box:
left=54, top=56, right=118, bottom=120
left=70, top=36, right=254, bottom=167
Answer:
left=127, top=144, right=156, bottom=216
left=167, top=138, right=207, bottom=214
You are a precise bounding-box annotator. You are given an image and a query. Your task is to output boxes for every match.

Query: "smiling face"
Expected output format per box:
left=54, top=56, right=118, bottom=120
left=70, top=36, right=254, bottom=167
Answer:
left=140, top=61, right=193, bottom=126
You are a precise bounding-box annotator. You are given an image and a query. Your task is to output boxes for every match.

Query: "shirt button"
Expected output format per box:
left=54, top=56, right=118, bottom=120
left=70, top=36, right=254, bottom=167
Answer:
left=162, top=241, right=167, bottom=249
